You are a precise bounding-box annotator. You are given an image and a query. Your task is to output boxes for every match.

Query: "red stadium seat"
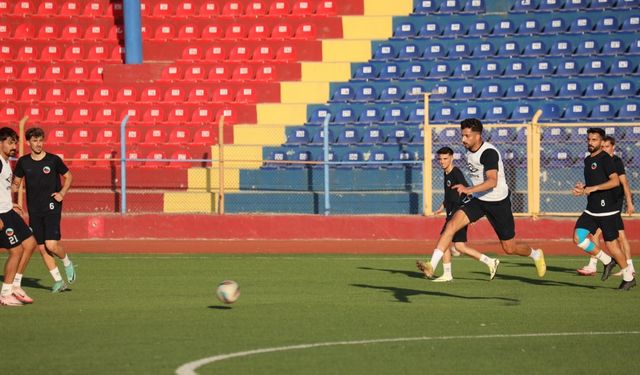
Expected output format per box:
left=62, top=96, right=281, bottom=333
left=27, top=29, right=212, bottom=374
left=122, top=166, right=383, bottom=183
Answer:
left=86, top=45, right=110, bottom=60
left=177, top=25, right=198, bottom=40
left=121, top=108, right=140, bottom=123
left=168, top=150, right=191, bottom=168
left=24, top=106, right=46, bottom=122
left=176, top=1, right=197, bottom=16
left=232, top=64, right=255, bottom=80
left=64, top=45, right=85, bottom=61
left=61, top=25, right=82, bottom=40
left=182, top=46, right=203, bottom=60
left=207, top=65, right=231, bottom=81
left=13, top=23, right=35, bottom=39
left=0, top=106, right=19, bottom=122
left=70, top=106, right=93, bottom=123
left=246, top=0, right=267, bottom=16
left=94, top=107, right=117, bottom=123
left=191, top=107, right=214, bottom=123
left=222, top=1, right=243, bottom=16
left=253, top=45, right=275, bottom=61
left=92, top=87, right=114, bottom=102
left=84, top=1, right=106, bottom=16
left=154, top=24, right=176, bottom=40
left=44, top=87, right=66, bottom=102
left=226, top=23, right=247, bottom=39
left=187, top=87, right=210, bottom=102
left=152, top=2, right=173, bottom=17
left=199, top=1, right=220, bottom=16
left=292, top=0, right=314, bottom=15
left=125, top=128, right=143, bottom=144
left=140, top=87, right=162, bottom=102
left=14, top=1, right=35, bottom=15
left=211, top=86, right=235, bottom=102
left=42, top=64, right=65, bottom=81
left=116, top=87, right=137, bottom=102
left=248, top=23, right=270, bottom=39
left=70, top=150, right=93, bottom=168
left=0, top=44, right=14, bottom=60
left=295, top=23, right=317, bottom=39
left=168, top=127, right=191, bottom=144
left=67, top=64, right=89, bottom=81
left=106, top=1, right=123, bottom=17
left=144, top=151, right=168, bottom=168
left=160, top=65, right=181, bottom=81
left=229, top=45, right=251, bottom=61
left=85, top=25, right=107, bottom=40
left=19, top=86, right=42, bottom=101
left=235, top=87, right=257, bottom=103
left=316, top=0, right=337, bottom=15
left=138, top=0, right=150, bottom=16
left=0, top=23, right=9, bottom=38
left=193, top=127, right=217, bottom=144
left=47, top=128, right=70, bottom=145
left=37, top=24, right=59, bottom=39
left=276, top=45, right=297, bottom=61
left=40, top=45, right=63, bottom=60
left=201, top=24, right=223, bottom=39
left=271, top=23, right=294, bottom=39
left=45, top=106, right=68, bottom=123
left=216, top=107, right=238, bottom=125
left=184, top=66, right=207, bottom=81
left=205, top=45, right=227, bottom=61
left=144, top=128, right=168, bottom=144
left=0, top=86, right=18, bottom=101
left=164, top=87, right=186, bottom=102
left=37, top=1, right=57, bottom=15
left=95, top=149, right=118, bottom=167
left=255, top=65, right=277, bottom=81
left=142, top=107, right=164, bottom=123
left=111, top=45, right=125, bottom=62
left=269, top=1, right=290, bottom=15
left=60, top=1, right=82, bottom=16
left=18, top=64, right=40, bottom=80
left=166, top=106, right=189, bottom=123
left=0, top=64, right=18, bottom=80
left=68, top=87, right=91, bottom=102
left=88, top=65, right=104, bottom=81
left=69, top=128, right=92, bottom=144
left=17, top=45, right=38, bottom=60
left=108, top=25, right=123, bottom=40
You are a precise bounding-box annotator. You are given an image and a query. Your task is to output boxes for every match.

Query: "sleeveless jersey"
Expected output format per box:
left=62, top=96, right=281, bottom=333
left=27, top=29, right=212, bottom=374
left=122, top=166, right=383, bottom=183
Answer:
left=0, top=156, right=13, bottom=213
left=465, top=142, right=509, bottom=202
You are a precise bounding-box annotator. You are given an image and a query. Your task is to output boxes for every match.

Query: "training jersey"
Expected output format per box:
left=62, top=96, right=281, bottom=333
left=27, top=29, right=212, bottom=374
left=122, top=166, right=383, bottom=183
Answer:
left=583, top=150, right=618, bottom=216
left=0, top=156, right=13, bottom=213
left=612, top=155, right=626, bottom=211
left=443, top=166, right=469, bottom=215
left=14, top=152, right=68, bottom=215
left=465, top=141, right=509, bottom=202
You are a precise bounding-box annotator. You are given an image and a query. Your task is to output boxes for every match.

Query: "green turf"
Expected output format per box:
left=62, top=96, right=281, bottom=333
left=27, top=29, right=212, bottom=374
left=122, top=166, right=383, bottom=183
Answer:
left=1, top=254, right=639, bottom=375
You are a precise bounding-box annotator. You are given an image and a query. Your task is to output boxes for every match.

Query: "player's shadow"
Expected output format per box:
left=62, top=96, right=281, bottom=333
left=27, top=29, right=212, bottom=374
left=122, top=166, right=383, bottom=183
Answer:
left=358, top=266, right=485, bottom=282
left=0, top=276, right=50, bottom=290
left=351, top=283, right=521, bottom=305
left=487, top=262, right=601, bottom=289
left=208, top=305, right=233, bottom=310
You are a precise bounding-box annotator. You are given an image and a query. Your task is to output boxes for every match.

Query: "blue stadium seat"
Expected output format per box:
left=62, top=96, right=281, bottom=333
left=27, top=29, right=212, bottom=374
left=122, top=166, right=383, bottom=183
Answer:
left=523, top=40, right=548, bottom=56
left=545, top=149, right=575, bottom=168
left=444, top=21, right=466, bottom=36
left=309, top=108, right=332, bottom=124
left=408, top=107, right=426, bottom=123
left=629, top=39, right=640, bottom=54
left=480, top=82, right=504, bottom=98
left=404, top=84, right=425, bottom=101
left=530, top=60, right=554, bottom=76
left=354, top=85, right=377, bottom=102
left=621, top=15, right=640, bottom=31
left=489, top=126, right=516, bottom=142
left=617, top=0, right=640, bottom=8
left=511, top=104, right=535, bottom=121
left=564, top=0, right=590, bottom=10
left=589, top=0, right=616, bottom=9
left=550, top=40, right=573, bottom=55
left=478, top=60, right=503, bottom=77
left=403, top=63, right=426, bottom=79
left=398, top=43, right=421, bottom=59
left=468, top=20, right=491, bottom=36
left=518, top=19, right=543, bottom=34
left=373, top=44, right=397, bottom=60
left=558, top=81, right=582, bottom=97
left=285, top=127, right=310, bottom=145
left=584, top=81, right=609, bottom=97
left=504, top=60, right=528, bottom=77
left=336, top=127, right=361, bottom=145
left=285, top=150, right=312, bottom=169
left=449, top=42, right=471, bottom=58
left=539, top=0, right=563, bottom=11
left=383, top=106, right=407, bottom=122
left=611, top=80, right=637, bottom=97
left=409, top=127, right=425, bottom=144
left=590, top=102, right=615, bottom=119
left=353, top=64, right=378, bottom=80
left=429, top=62, right=453, bottom=78
left=506, top=82, right=530, bottom=97
left=338, top=150, right=363, bottom=169
left=531, top=82, right=556, bottom=98
left=452, top=62, right=478, bottom=77
left=563, top=103, right=589, bottom=120
left=595, top=16, right=620, bottom=32
left=543, top=18, right=568, bottom=34
left=556, top=59, right=580, bottom=75
left=601, top=39, right=626, bottom=55
left=485, top=105, right=509, bottom=122
left=310, top=129, right=336, bottom=144
left=575, top=39, right=599, bottom=55
left=626, top=125, right=640, bottom=140
left=497, top=41, right=521, bottom=56
left=362, top=150, right=391, bottom=169
left=439, top=0, right=464, bottom=13
left=609, top=58, right=635, bottom=75
left=618, top=101, right=640, bottom=119
left=542, top=126, right=569, bottom=141
left=512, top=0, right=539, bottom=12
left=430, top=84, right=453, bottom=99
left=493, top=20, right=517, bottom=35
left=386, top=127, right=411, bottom=144
left=460, top=104, right=483, bottom=119
left=361, top=127, right=385, bottom=145
left=311, top=150, right=336, bottom=169
left=263, top=150, right=288, bottom=169
left=433, top=106, right=458, bottom=123
left=454, top=83, right=478, bottom=99
left=378, top=63, right=402, bottom=80
left=463, top=0, right=486, bottom=13
left=415, top=0, right=438, bottom=13
left=423, top=43, right=447, bottom=59
left=331, top=85, right=355, bottom=102
left=539, top=102, right=562, bottom=120
left=394, top=22, right=417, bottom=38
left=359, top=107, right=383, bottom=123
left=418, top=22, right=442, bottom=37
left=472, top=41, right=497, bottom=57
left=436, top=127, right=461, bottom=143
left=334, top=108, right=357, bottom=123
left=379, top=85, right=403, bottom=102
left=582, top=59, right=607, bottom=75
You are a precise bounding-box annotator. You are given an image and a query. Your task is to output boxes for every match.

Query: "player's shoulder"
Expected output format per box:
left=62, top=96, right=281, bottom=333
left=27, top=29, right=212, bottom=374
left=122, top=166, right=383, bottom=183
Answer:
left=44, top=152, right=63, bottom=162
left=16, top=154, right=31, bottom=163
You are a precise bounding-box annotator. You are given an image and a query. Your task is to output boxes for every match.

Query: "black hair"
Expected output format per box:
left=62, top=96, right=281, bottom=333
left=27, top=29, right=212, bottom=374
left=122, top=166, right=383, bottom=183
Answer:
left=460, top=118, right=483, bottom=133
left=25, top=127, right=45, bottom=140
left=436, top=146, right=454, bottom=155
left=0, top=127, right=18, bottom=142
left=603, top=135, right=615, bottom=145
left=587, top=127, right=606, bottom=139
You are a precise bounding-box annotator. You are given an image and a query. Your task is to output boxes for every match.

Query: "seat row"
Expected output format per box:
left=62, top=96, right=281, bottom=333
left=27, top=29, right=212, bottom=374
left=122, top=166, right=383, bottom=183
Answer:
left=50, top=147, right=210, bottom=168
left=0, top=63, right=104, bottom=82
left=44, top=126, right=218, bottom=146
left=0, top=42, right=122, bottom=62
left=412, top=0, right=486, bottom=14
left=508, top=0, right=639, bottom=13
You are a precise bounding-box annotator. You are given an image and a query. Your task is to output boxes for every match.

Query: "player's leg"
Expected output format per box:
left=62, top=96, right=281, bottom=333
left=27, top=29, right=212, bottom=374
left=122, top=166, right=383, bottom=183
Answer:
left=30, top=214, right=64, bottom=288
left=1, top=246, right=24, bottom=306
left=454, top=241, right=500, bottom=280
left=44, top=213, right=75, bottom=283
left=597, top=217, right=635, bottom=290
left=433, top=248, right=453, bottom=282
left=615, top=214, right=634, bottom=275
left=577, top=229, right=600, bottom=275
left=11, top=236, right=37, bottom=304
left=574, top=214, right=618, bottom=282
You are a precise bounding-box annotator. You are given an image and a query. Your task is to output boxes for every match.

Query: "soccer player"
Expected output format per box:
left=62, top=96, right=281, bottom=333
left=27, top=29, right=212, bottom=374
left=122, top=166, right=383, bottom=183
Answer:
left=576, top=135, right=635, bottom=277
left=13, top=127, right=75, bottom=293
left=431, top=146, right=500, bottom=282
left=572, top=128, right=635, bottom=290
left=0, top=127, right=38, bottom=306
left=417, top=118, right=546, bottom=279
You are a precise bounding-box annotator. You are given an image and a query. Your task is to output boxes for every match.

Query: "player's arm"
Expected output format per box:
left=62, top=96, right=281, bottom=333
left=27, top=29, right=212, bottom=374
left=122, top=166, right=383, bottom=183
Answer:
left=11, top=175, right=23, bottom=194
left=619, top=173, right=634, bottom=214
left=454, top=150, right=498, bottom=195
left=434, top=203, right=444, bottom=215
left=53, top=171, right=73, bottom=202
left=583, top=173, right=619, bottom=195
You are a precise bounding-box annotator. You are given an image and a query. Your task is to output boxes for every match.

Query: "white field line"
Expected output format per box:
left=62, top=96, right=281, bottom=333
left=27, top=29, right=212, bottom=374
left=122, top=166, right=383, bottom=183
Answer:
left=175, top=331, right=640, bottom=375
left=42, top=255, right=593, bottom=261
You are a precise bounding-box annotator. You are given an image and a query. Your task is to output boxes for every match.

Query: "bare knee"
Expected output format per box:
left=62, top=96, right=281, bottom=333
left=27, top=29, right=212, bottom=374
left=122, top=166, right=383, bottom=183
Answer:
left=501, top=242, right=516, bottom=255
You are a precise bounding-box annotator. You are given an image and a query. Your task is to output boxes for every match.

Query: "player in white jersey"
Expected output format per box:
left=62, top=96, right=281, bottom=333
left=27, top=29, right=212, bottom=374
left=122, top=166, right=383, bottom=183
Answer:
left=417, top=118, right=546, bottom=279
left=0, top=126, right=38, bottom=306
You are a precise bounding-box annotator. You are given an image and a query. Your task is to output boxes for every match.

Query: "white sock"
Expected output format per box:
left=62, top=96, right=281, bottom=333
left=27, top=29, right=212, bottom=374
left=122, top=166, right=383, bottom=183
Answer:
left=49, top=268, right=63, bottom=282
left=627, top=259, right=635, bottom=274
left=430, top=249, right=444, bottom=270
left=62, top=255, right=72, bottom=267
left=594, top=250, right=612, bottom=265
left=588, top=257, right=598, bottom=269
left=443, top=262, right=452, bottom=277
left=529, top=249, right=540, bottom=260
left=622, top=266, right=634, bottom=282
left=1, top=283, right=12, bottom=296
left=479, top=254, right=492, bottom=265
left=12, top=273, right=22, bottom=287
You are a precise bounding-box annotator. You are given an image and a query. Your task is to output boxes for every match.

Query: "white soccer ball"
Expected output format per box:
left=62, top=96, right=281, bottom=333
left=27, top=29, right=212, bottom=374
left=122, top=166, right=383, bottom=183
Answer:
left=216, top=280, right=240, bottom=304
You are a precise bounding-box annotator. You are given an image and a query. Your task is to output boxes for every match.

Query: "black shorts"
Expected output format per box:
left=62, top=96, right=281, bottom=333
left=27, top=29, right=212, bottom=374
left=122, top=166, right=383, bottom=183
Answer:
left=615, top=213, right=625, bottom=231
left=441, top=211, right=468, bottom=243
left=30, top=212, right=62, bottom=245
left=0, top=210, right=34, bottom=249
left=575, top=212, right=619, bottom=242
left=460, top=196, right=515, bottom=241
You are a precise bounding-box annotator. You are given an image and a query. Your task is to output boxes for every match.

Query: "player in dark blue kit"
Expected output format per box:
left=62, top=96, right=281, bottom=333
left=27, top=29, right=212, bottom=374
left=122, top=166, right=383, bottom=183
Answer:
left=13, top=127, right=75, bottom=293
left=430, top=147, right=500, bottom=282
left=572, top=128, right=635, bottom=290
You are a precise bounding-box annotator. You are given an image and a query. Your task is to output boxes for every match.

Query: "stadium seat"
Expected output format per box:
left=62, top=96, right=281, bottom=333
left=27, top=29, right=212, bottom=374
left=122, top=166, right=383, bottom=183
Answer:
left=512, top=0, right=539, bottom=12
left=530, top=60, right=554, bottom=76
left=332, top=85, right=355, bottom=102
left=226, top=23, right=247, bottom=39
left=493, top=20, right=516, bottom=35
left=556, top=60, right=580, bottom=76
left=201, top=24, right=223, bottom=39
left=192, top=108, right=214, bottom=123
left=497, top=41, right=521, bottom=56
left=564, top=0, right=589, bottom=10
left=353, top=64, right=378, bottom=80
left=92, top=87, right=114, bottom=102
left=378, top=63, right=401, bottom=80
left=246, top=0, right=267, bottom=15
left=182, top=46, right=203, bottom=60
left=140, top=87, right=162, bottom=102
left=292, top=0, right=313, bottom=15
left=617, top=102, right=639, bottom=119
left=208, top=65, right=231, bottom=81
left=386, top=127, right=411, bottom=144
left=601, top=39, right=626, bottom=55
left=24, top=106, right=45, bottom=122
left=398, top=44, right=421, bottom=59
left=403, top=63, right=426, bottom=79
left=19, top=86, right=41, bottom=101
left=253, top=45, right=275, bottom=61
left=611, top=81, right=637, bottom=97
left=584, top=81, right=609, bottom=97
left=335, top=128, right=360, bottom=145
left=276, top=45, right=296, bottom=61
left=558, top=81, right=582, bottom=97
left=539, top=0, right=563, bottom=11
left=95, top=127, right=117, bottom=144
left=14, top=0, right=35, bottom=14
left=142, top=107, right=164, bottom=123
left=358, top=107, right=383, bottom=123
left=433, top=106, right=457, bottom=123
left=373, top=44, right=396, bottom=60
left=506, top=82, right=530, bottom=98
left=211, top=86, right=235, bottom=102
left=94, top=107, right=117, bottom=123
left=418, top=22, right=442, bottom=37
left=177, top=25, right=198, bottom=40
left=337, top=151, right=363, bottom=169
left=188, top=87, right=210, bottom=102
left=575, top=39, right=599, bottom=56
left=590, top=102, right=615, bottom=119
left=531, top=82, right=556, bottom=98
left=164, top=87, right=186, bottom=102
left=379, top=85, right=403, bottom=102
left=468, top=20, right=490, bottom=36
left=269, top=1, right=290, bottom=15
left=167, top=107, right=190, bottom=122
left=423, top=43, right=447, bottom=59
left=236, top=87, right=257, bottom=103
left=464, top=0, right=486, bottom=13
left=36, top=1, right=57, bottom=15
left=44, top=87, right=66, bottom=102
left=489, top=127, right=516, bottom=142
left=40, top=46, right=63, bottom=61
left=511, top=104, right=534, bottom=122
left=563, top=103, right=589, bottom=120
left=69, top=86, right=92, bottom=102
left=545, top=149, right=575, bottom=168
left=449, top=42, right=471, bottom=58
left=248, top=23, right=270, bottom=39
left=518, top=19, right=542, bottom=34
left=440, top=0, right=464, bottom=13
left=68, top=127, right=92, bottom=145
left=395, top=22, right=417, bottom=38
left=622, top=15, right=640, bottom=31
left=115, top=87, right=137, bottom=102
left=595, top=16, right=620, bottom=32
left=184, top=66, right=207, bottom=81
left=523, top=40, right=548, bottom=56
left=504, top=61, right=528, bottom=77
left=193, top=127, right=216, bottom=144
left=144, top=151, right=168, bottom=168
left=272, top=23, right=294, bottom=39
left=543, top=18, right=567, bottom=34
left=199, top=1, right=219, bottom=15
left=454, top=84, right=478, bottom=99
left=415, top=0, right=438, bottom=13
left=472, top=42, right=497, bottom=57
left=354, top=85, right=377, bottom=102
left=444, top=22, right=466, bottom=37
left=255, top=65, right=277, bottom=81
left=361, top=127, right=385, bottom=145
left=479, top=82, right=504, bottom=99
left=286, top=127, right=310, bottom=145
left=430, top=84, right=453, bottom=100
left=582, top=59, right=607, bottom=75
left=17, top=45, right=38, bottom=60
left=429, top=62, right=452, bottom=78
left=13, top=23, right=35, bottom=39
left=590, top=0, right=616, bottom=9
left=310, top=129, right=336, bottom=145
left=317, top=0, right=337, bottom=16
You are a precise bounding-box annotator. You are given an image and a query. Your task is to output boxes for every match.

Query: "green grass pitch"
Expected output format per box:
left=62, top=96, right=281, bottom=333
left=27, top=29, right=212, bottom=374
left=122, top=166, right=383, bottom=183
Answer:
left=2, top=254, right=639, bottom=374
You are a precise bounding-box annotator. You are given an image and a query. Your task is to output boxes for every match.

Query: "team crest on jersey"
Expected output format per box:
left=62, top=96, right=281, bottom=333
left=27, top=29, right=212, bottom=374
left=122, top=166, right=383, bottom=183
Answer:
left=591, top=162, right=598, bottom=170
left=5, top=228, right=14, bottom=237
left=43, top=166, right=51, bottom=174
left=467, top=163, right=479, bottom=173
left=446, top=180, right=452, bottom=187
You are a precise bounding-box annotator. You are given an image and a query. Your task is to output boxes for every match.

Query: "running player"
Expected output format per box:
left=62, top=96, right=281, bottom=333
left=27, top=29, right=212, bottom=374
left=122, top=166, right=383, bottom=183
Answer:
left=572, top=128, right=635, bottom=290
left=13, top=127, right=75, bottom=293
left=431, top=146, right=500, bottom=282
left=576, top=135, right=635, bottom=276
left=0, top=127, right=38, bottom=306
left=417, top=119, right=546, bottom=279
